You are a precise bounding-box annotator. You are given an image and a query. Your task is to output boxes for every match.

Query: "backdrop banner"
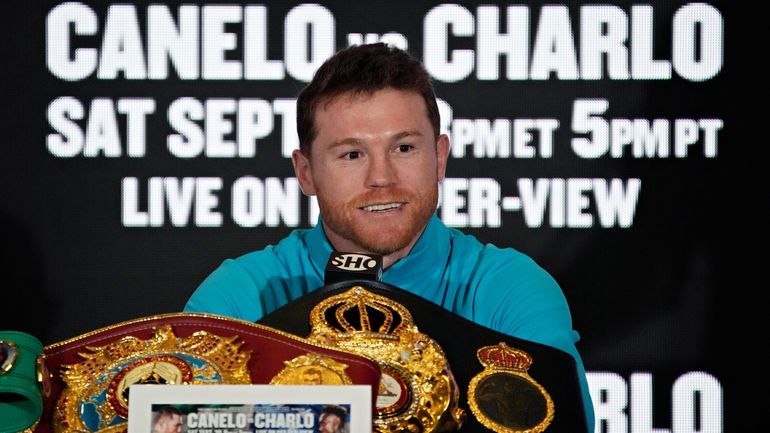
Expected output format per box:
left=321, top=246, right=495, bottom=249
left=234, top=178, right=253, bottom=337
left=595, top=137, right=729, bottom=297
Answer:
left=1, top=1, right=756, bottom=432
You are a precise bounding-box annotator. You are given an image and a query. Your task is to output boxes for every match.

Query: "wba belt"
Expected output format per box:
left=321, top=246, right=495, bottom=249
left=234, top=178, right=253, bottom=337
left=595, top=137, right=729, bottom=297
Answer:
left=258, top=279, right=589, bottom=433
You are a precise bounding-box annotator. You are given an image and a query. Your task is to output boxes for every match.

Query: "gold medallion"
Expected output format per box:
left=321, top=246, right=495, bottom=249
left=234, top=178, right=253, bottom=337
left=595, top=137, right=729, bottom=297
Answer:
left=270, top=352, right=353, bottom=385
left=468, top=343, right=554, bottom=433
left=375, top=364, right=411, bottom=416
left=307, top=286, right=465, bottom=433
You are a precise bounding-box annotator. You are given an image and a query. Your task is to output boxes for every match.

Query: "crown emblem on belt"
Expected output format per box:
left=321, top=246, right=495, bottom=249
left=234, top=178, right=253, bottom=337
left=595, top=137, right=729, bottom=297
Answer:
left=477, top=342, right=533, bottom=371
left=307, top=286, right=465, bottom=433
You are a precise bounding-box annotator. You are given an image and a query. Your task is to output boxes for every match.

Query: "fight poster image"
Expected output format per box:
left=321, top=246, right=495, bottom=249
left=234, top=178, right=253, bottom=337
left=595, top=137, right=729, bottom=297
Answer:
left=127, top=385, right=371, bottom=433
left=150, top=403, right=352, bottom=433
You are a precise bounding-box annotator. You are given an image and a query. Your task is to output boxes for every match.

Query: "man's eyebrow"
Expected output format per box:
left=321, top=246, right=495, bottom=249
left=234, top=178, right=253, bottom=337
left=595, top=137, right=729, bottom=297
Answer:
left=332, top=137, right=362, bottom=146
left=392, top=130, right=423, bottom=140
left=329, top=130, right=423, bottom=148
left=329, top=137, right=363, bottom=148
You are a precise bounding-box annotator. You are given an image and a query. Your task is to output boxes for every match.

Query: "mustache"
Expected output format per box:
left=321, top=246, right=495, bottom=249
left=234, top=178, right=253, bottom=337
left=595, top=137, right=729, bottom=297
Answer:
left=351, top=189, right=414, bottom=207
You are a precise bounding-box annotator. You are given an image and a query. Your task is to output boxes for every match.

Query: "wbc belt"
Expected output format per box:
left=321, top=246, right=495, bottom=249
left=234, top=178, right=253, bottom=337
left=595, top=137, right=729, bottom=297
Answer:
left=1, top=312, right=381, bottom=433
left=0, top=331, right=45, bottom=433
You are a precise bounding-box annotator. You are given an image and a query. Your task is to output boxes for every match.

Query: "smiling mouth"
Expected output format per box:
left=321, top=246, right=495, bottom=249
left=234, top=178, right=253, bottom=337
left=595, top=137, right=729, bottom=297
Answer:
left=361, top=202, right=404, bottom=212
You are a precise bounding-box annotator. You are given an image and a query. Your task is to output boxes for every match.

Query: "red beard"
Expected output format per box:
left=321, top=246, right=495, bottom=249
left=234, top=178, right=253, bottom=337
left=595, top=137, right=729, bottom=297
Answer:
left=318, top=186, right=438, bottom=255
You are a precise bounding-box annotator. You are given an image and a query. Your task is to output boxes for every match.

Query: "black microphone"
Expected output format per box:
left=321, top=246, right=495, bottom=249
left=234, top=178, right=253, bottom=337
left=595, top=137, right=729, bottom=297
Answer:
left=324, top=251, right=383, bottom=285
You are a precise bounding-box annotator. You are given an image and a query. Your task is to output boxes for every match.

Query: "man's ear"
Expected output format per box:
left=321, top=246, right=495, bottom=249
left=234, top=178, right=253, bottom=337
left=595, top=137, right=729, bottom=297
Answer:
left=436, top=134, right=450, bottom=182
left=291, top=148, right=317, bottom=195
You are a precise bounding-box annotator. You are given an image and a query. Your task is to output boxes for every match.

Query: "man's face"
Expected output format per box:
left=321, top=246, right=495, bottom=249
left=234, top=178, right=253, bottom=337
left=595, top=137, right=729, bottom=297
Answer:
left=319, top=413, right=342, bottom=433
left=159, top=414, right=183, bottom=433
left=292, top=88, right=449, bottom=261
left=302, top=368, right=322, bottom=384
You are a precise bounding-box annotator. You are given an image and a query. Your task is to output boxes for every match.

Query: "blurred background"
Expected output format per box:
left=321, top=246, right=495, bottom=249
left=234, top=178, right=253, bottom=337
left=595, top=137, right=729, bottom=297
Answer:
left=1, top=1, right=758, bottom=431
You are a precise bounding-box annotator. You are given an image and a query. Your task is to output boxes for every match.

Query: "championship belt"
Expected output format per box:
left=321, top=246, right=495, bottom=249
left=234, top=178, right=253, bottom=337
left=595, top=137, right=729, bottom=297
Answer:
left=3, top=313, right=381, bottom=433
left=305, top=286, right=465, bottom=433
left=0, top=331, right=45, bottom=433
left=259, top=280, right=590, bottom=433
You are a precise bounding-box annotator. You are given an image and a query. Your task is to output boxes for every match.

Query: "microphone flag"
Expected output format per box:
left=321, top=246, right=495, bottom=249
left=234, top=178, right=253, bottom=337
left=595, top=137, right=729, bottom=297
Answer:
left=324, top=251, right=383, bottom=285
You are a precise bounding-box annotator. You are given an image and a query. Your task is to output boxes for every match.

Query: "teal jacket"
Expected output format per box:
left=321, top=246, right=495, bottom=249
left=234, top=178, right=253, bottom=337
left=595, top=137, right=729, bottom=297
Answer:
left=185, top=213, right=595, bottom=431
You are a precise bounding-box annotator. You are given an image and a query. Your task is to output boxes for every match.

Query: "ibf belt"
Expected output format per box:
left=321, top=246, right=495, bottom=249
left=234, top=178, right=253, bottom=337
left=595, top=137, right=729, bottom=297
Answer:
left=6, top=312, right=381, bottom=433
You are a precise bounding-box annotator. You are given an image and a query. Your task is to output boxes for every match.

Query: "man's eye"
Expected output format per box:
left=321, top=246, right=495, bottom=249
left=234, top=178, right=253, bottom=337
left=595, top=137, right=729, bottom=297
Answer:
left=344, top=151, right=360, bottom=160
left=398, top=144, right=413, bottom=152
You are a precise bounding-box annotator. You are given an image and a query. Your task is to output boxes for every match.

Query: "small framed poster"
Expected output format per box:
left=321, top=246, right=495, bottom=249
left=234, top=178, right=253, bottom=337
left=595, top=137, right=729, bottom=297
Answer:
left=127, top=384, right=372, bottom=433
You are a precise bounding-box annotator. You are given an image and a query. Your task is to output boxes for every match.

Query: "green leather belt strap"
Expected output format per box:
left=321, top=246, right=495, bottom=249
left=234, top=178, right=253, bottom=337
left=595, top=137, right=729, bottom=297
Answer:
left=0, top=331, right=43, bottom=433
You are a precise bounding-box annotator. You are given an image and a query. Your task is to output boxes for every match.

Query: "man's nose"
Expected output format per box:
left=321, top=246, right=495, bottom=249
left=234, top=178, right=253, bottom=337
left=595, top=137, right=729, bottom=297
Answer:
left=365, top=153, right=397, bottom=187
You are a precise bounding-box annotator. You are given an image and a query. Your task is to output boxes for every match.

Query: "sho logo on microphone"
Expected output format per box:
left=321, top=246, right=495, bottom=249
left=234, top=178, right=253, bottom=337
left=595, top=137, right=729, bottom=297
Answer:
left=325, top=251, right=383, bottom=284
left=330, top=253, right=379, bottom=271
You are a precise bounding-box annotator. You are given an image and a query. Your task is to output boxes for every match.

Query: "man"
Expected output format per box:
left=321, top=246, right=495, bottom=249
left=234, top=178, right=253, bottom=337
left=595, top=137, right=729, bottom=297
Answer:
left=151, top=406, right=183, bottom=433
left=318, top=405, right=347, bottom=433
left=300, top=367, right=323, bottom=385
left=184, top=42, right=594, bottom=431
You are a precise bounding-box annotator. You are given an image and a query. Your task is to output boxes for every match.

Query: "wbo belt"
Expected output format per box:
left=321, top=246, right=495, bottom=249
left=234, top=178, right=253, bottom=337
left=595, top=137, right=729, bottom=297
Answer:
left=1, top=312, right=381, bottom=433
left=258, top=279, right=589, bottom=433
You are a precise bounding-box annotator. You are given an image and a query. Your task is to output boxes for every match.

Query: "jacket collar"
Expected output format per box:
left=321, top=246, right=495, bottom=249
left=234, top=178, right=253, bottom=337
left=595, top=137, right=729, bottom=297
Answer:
left=306, top=214, right=450, bottom=294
